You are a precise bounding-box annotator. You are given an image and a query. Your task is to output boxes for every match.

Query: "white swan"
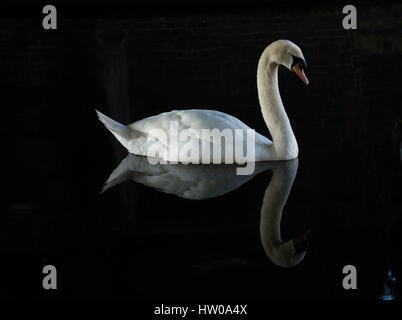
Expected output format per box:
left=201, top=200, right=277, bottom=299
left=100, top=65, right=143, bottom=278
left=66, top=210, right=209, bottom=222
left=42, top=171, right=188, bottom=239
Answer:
left=96, top=40, right=308, bottom=162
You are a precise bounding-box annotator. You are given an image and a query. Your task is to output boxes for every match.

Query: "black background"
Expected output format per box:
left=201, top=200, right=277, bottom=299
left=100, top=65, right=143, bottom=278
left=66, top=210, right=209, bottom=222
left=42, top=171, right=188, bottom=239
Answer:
left=0, top=0, right=401, bottom=306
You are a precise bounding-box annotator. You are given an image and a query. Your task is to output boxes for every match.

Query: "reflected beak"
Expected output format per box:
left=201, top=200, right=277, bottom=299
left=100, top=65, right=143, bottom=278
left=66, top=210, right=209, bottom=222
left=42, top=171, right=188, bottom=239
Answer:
left=292, top=62, right=309, bottom=85
left=293, top=229, right=311, bottom=254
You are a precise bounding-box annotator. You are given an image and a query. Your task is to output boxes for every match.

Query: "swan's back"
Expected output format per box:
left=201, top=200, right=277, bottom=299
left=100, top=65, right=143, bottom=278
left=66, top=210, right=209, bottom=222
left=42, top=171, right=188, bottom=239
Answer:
left=130, top=109, right=249, bottom=133
left=126, top=109, right=272, bottom=162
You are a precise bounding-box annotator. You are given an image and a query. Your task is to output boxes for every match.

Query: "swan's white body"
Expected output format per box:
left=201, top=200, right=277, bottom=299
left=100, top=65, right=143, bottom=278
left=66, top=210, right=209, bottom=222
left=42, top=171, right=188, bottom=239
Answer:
left=97, top=109, right=273, bottom=163
left=97, top=40, right=308, bottom=162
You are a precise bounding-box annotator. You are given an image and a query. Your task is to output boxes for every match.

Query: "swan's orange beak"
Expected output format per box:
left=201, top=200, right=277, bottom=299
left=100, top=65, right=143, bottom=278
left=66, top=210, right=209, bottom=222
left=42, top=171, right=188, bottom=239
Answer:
left=292, top=62, right=309, bottom=85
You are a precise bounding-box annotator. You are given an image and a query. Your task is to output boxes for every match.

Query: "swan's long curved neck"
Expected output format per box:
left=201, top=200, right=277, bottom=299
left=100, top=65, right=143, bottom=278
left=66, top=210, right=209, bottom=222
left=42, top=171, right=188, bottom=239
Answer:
left=257, top=49, right=298, bottom=160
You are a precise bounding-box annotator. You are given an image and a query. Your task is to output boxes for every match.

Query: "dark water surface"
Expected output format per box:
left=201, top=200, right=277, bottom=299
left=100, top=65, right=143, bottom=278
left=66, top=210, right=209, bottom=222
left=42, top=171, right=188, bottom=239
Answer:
left=0, top=2, right=401, bottom=302
left=1, top=124, right=400, bottom=301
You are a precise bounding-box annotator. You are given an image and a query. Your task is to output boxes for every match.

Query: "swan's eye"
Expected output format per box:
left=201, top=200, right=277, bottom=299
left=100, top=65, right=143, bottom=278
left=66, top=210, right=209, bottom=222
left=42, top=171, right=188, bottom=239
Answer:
left=291, top=55, right=307, bottom=71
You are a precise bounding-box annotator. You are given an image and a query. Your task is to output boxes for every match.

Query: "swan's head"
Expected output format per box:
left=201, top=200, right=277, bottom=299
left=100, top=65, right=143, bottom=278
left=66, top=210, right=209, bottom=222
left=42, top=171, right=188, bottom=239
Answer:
left=263, top=229, right=310, bottom=268
left=265, top=40, right=309, bottom=85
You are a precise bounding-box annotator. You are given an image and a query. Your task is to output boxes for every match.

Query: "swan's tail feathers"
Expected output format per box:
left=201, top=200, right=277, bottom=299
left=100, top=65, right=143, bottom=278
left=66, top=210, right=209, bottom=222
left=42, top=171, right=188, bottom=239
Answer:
left=96, top=109, right=146, bottom=151
left=96, top=109, right=127, bottom=137
left=96, top=109, right=137, bottom=150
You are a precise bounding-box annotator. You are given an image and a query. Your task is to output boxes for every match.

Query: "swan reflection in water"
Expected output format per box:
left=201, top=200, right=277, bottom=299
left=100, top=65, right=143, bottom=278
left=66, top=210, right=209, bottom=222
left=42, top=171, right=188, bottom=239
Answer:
left=102, top=155, right=309, bottom=267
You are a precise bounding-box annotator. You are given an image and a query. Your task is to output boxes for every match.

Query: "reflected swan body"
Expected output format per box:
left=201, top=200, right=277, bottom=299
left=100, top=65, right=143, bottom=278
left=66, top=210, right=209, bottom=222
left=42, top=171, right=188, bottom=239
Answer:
left=96, top=40, right=308, bottom=162
left=102, top=156, right=308, bottom=267
left=102, top=155, right=272, bottom=199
